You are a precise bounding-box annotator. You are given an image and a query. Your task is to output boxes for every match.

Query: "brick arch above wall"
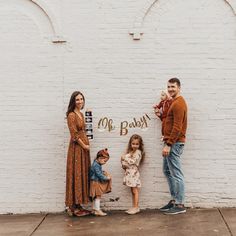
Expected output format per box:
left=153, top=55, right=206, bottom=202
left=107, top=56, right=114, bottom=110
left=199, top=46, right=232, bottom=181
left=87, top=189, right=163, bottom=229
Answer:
left=30, top=0, right=66, bottom=43
left=0, top=0, right=66, bottom=43
left=129, top=0, right=236, bottom=40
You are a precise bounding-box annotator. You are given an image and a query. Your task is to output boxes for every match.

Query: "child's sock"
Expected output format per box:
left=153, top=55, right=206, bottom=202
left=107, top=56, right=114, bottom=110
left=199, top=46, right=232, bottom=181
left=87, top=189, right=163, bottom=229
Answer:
left=94, top=198, right=101, bottom=211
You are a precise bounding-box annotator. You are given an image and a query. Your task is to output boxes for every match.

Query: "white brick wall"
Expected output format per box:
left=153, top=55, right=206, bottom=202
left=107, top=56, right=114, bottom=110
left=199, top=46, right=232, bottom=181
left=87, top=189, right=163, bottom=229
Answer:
left=0, top=0, right=236, bottom=213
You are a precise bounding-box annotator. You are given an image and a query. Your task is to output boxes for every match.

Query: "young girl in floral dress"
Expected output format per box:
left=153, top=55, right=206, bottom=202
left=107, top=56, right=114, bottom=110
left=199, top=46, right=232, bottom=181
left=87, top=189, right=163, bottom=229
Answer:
left=121, top=134, right=145, bottom=215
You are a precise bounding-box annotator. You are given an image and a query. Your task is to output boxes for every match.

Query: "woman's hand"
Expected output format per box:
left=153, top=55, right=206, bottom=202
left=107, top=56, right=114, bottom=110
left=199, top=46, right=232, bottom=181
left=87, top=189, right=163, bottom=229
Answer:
left=78, top=138, right=90, bottom=151
left=83, top=144, right=90, bottom=151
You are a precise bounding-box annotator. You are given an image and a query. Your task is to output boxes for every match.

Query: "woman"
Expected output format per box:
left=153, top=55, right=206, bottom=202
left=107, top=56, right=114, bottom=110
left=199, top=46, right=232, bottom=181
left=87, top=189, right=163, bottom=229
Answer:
left=65, top=91, right=91, bottom=216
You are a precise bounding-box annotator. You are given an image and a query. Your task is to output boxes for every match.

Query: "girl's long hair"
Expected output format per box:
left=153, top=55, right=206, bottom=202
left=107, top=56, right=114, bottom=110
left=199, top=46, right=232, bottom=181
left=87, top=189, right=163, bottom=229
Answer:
left=66, top=91, right=85, bottom=117
left=126, top=134, right=145, bottom=164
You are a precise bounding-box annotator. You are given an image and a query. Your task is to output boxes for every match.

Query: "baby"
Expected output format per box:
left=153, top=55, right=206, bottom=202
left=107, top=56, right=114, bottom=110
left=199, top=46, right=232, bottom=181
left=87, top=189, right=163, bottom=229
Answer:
left=153, top=90, right=172, bottom=136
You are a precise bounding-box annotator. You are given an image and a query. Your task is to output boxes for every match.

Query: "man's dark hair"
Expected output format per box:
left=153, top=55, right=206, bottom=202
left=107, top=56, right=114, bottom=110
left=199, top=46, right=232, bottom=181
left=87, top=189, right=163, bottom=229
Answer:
left=168, top=77, right=181, bottom=87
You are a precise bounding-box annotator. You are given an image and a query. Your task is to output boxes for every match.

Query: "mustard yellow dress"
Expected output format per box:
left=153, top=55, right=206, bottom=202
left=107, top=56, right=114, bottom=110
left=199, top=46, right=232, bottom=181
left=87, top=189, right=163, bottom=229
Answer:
left=65, top=112, right=91, bottom=208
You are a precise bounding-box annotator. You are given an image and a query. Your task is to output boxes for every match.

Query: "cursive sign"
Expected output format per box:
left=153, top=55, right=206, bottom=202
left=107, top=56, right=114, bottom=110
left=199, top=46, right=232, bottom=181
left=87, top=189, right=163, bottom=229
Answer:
left=98, top=113, right=151, bottom=136
left=98, top=117, right=115, bottom=132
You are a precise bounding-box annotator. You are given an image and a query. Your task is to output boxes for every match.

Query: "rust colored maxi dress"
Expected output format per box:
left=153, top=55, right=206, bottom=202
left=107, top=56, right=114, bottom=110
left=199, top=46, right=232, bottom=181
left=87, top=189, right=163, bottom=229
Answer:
left=65, top=112, right=91, bottom=208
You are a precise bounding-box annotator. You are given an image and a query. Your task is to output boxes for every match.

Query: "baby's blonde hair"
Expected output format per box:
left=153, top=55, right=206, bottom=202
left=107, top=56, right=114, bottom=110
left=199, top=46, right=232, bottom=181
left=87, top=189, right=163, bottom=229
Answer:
left=161, top=90, right=168, bottom=96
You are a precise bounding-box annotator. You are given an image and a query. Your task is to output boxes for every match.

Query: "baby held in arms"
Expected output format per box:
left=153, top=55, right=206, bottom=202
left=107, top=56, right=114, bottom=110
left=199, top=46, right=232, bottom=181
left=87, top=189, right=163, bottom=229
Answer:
left=153, top=90, right=172, bottom=138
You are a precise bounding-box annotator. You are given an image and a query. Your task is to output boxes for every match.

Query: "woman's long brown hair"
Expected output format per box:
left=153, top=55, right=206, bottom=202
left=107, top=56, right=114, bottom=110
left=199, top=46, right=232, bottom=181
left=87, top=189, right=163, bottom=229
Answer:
left=66, top=91, right=85, bottom=117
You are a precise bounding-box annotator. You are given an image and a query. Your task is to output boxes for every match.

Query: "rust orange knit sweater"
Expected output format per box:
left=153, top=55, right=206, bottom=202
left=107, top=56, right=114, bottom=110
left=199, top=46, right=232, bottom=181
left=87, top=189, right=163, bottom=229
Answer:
left=163, top=96, right=187, bottom=145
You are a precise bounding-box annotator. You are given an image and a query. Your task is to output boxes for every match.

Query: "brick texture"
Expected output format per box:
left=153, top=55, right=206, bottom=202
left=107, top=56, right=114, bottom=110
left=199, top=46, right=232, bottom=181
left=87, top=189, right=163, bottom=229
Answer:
left=0, top=0, right=235, bottom=213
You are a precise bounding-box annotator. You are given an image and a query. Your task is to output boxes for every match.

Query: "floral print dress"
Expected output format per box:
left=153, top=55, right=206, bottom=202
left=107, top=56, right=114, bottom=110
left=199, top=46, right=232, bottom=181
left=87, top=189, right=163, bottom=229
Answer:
left=121, top=150, right=142, bottom=188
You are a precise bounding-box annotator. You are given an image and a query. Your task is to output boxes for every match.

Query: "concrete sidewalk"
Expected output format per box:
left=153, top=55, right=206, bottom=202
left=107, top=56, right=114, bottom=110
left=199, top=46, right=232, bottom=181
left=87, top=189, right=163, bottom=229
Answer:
left=0, top=208, right=235, bottom=236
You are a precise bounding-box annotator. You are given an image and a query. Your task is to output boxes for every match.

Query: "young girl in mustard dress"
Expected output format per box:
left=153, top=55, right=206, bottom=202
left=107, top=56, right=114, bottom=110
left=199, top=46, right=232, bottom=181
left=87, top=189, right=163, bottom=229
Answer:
left=90, top=149, right=112, bottom=216
left=121, top=134, right=145, bottom=215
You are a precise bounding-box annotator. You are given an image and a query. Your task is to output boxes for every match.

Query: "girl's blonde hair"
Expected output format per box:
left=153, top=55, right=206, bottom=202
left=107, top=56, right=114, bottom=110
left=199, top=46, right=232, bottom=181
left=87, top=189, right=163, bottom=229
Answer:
left=126, top=134, right=145, bottom=163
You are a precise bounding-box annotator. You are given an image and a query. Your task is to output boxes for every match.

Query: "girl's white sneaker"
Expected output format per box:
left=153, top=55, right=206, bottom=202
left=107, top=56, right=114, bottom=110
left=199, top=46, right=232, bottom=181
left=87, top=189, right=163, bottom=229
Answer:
left=93, top=209, right=107, bottom=216
left=125, top=207, right=140, bottom=215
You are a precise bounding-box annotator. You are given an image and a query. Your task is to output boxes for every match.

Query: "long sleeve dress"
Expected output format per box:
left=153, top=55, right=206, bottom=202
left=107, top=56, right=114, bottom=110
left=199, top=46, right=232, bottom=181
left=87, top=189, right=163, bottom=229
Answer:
left=121, top=150, right=142, bottom=188
left=65, top=112, right=91, bottom=208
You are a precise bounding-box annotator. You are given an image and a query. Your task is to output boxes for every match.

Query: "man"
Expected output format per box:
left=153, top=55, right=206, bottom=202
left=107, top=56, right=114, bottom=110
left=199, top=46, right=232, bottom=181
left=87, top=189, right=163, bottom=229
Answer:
left=160, top=78, right=188, bottom=215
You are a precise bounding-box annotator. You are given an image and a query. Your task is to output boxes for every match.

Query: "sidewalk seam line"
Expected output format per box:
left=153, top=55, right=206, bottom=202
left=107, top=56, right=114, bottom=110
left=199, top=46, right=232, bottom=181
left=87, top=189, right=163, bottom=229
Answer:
left=218, top=209, right=233, bottom=236
left=29, top=213, right=48, bottom=236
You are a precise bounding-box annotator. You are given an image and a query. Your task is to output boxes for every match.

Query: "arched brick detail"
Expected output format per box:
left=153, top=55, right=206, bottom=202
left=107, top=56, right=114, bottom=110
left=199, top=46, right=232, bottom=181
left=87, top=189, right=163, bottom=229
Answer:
left=30, top=0, right=66, bottom=43
left=0, top=0, right=66, bottom=43
left=130, top=0, right=236, bottom=40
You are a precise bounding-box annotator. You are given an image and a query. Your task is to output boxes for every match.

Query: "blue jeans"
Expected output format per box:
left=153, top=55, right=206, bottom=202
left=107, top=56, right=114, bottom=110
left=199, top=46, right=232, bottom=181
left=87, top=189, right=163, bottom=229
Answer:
left=163, top=142, right=185, bottom=204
